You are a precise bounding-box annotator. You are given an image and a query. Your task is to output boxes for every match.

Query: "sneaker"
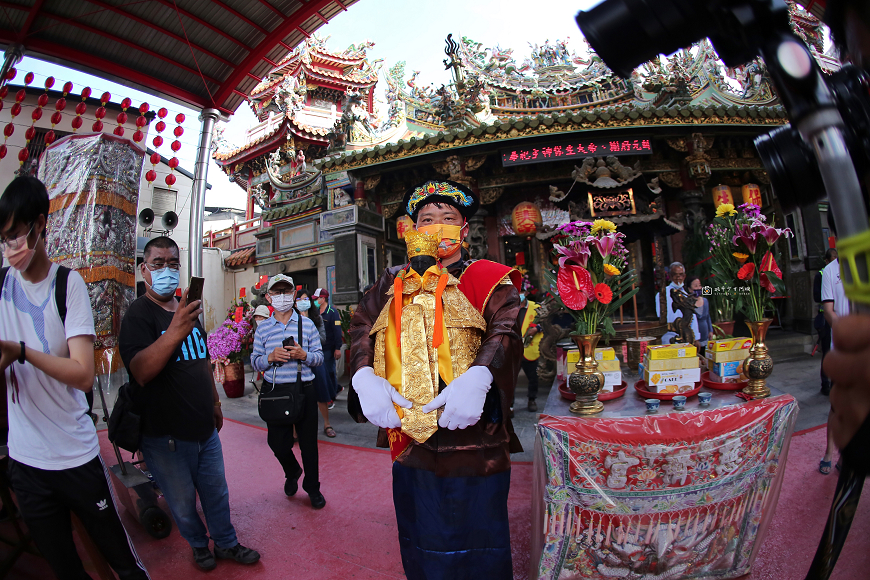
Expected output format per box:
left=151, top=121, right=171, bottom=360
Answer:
left=214, top=543, right=260, bottom=565
left=284, top=467, right=303, bottom=496
left=527, top=399, right=537, bottom=412
left=309, top=492, right=326, bottom=510
left=192, top=546, right=217, bottom=571
left=327, top=400, right=336, bottom=410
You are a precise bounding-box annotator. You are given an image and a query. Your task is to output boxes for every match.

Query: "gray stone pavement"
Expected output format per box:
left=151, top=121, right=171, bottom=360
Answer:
left=217, top=329, right=832, bottom=461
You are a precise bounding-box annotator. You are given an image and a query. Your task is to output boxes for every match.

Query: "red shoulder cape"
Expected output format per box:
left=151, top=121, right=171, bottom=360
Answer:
left=457, top=260, right=521, bottom=313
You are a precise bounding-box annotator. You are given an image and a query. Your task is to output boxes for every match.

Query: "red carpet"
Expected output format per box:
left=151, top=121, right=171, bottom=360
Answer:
left=4, top=422, right=867, bottom=579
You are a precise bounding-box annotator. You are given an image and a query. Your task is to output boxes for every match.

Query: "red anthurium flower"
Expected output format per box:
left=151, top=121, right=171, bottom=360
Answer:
left=557, top=264, right=593, bottom=310
left=760, top=272, right=776, bottom=293
left=760, top=251, right=782, bottom=279
left=737, top=263, right=756, bottom=280
left=594, top=283, right=613, bottom=304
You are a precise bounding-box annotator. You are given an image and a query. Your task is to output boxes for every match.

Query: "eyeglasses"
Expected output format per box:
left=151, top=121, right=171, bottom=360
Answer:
left=0, top=223, right=34, bottom=252
left=144, top=261, right=181, bottom=271
left=268, top=289, right=294, bottom=296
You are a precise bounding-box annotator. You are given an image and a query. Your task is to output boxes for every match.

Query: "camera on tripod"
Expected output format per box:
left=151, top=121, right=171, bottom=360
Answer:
left=576, top=0, right=870, bottom=302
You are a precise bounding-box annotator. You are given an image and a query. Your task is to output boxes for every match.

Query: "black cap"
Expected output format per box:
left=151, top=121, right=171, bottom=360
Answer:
left=403, top=179, right=479, bottom=222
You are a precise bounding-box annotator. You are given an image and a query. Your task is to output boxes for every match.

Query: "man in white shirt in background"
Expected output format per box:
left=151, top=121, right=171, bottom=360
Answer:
left=656, top=262, right=699, bottom=344
left=0, top=176, right=149, bottom=579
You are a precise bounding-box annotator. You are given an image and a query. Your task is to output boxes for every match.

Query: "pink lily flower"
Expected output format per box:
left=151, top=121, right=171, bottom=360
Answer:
left=555, top=242, right=591, bottom=268
left=594, top=234, right=618, bottom=259
left=732, top=223, right=758, bottom=254
left=759, top=225, right=793, bottom=245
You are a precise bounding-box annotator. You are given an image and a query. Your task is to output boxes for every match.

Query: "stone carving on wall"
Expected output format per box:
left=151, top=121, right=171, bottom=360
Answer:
left=479, top=186, right=504, bottom=205
left=467, top=209, right=489, bottom=260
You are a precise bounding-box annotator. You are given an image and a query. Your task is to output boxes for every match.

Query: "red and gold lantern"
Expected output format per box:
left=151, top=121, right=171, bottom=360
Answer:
left=742, top=183, right=762, bottom=207
left=711, top=184, right=733, bottom=208
left=396, top=215, right=414, bottom=239
left=72, top=87, right=89, bottom=133
left=511, top=201, right=542, bottom=236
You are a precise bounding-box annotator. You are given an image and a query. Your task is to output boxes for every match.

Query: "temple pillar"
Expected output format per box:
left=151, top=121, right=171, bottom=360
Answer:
left=467, top=208, right=489, bottom=260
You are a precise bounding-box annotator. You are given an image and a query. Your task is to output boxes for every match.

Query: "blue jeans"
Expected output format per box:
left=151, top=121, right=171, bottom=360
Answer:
left=140, top=429, right=238, bottom=549
left=324, top=354, right=338, bottom=394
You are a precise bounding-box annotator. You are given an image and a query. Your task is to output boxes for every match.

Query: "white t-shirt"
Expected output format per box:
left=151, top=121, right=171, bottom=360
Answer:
left=1, top=263, right=98, bottom=470
left=821, top=258, right=850, bottom=351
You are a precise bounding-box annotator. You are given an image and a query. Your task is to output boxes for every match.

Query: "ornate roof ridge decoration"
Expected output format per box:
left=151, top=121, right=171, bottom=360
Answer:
left=213, top=121, right=288, bottom=162
left=261, top=190, right=327, bottom=222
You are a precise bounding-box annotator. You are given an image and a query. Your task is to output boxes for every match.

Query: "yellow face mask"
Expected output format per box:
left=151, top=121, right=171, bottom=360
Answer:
left=416, top=224, right=464, bottom=260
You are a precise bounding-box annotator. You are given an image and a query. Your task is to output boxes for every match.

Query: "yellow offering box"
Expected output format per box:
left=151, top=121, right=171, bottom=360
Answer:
left=595, top=347, right=616, bottom=361
left=642, top=353, right=700, bottom=371
left=646, top=343, right=697, bottom=360
left=567, top=349, right=620, bottom=372
left=706, top=348, right=750, bottom=363
left=641, top=365, right=701, bottom=393
left=707, top=337, right=752, bottom=353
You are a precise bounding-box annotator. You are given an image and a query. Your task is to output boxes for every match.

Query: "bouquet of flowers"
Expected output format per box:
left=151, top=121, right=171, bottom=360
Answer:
left=544, top=219, right=639, bottom=338
left=706, top=203, right=792, bottom=321
left=207, top=318, right=253, bottom=382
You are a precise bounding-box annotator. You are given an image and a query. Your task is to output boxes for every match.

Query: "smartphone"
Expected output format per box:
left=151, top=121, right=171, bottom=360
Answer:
left=282, top=336, right=295, bottom=348
left=187, top=276, right=205, bottom=304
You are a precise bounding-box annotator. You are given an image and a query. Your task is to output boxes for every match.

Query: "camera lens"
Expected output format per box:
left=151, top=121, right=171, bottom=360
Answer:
left=755, top=125, right=825, bottom=213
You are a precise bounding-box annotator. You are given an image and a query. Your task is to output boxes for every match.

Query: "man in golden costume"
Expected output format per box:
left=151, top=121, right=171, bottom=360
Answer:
left=348, top=180, right=522, bottom=579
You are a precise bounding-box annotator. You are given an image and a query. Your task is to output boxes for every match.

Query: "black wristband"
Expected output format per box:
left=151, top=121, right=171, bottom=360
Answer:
left=17, top=341, right=25, bottom=364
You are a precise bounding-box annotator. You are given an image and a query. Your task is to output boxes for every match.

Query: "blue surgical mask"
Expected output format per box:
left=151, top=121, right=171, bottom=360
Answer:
left=296, top=299, right=311, bottom=311
left=148, top=267, right=179, bottom=297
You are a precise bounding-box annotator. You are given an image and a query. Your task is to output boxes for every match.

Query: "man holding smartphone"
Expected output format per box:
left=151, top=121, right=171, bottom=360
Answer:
left=119, top=236, right=260, bottom=571
left=250, top=275, right=325, bottom=508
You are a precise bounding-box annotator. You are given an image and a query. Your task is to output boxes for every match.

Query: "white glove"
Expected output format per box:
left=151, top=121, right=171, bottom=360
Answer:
left=421, top=366, right=493, bottom=430
left=353, top=366, right=412, bottom=429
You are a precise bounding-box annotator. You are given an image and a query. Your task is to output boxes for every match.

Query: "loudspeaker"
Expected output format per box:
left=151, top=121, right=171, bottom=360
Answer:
left=161, top=211, right=178, bottom=231
left=138, top=208, right=155, bottom=227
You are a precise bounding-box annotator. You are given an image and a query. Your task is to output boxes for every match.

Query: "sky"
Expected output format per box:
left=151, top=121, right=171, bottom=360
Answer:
left=16, top=0, right=599, bottom=213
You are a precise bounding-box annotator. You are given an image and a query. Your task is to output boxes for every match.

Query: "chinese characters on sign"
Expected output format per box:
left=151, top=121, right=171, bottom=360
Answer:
left=501, top=136, right=653, bottom=166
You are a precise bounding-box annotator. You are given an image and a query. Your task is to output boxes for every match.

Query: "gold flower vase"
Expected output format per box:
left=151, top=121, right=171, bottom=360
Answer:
left=568, top=333, right=605, bottom=415
left=742, top=319, right=773, bottom=399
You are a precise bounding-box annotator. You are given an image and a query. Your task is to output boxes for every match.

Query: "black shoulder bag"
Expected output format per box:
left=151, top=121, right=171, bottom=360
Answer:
left=106, top=381, right=142, bottom=453
left=258, top=314, right=307, bottom=425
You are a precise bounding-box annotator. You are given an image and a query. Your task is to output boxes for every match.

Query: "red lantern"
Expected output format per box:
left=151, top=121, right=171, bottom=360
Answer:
left=24, top=72, right=34, bottom=85
left=133, top=130, right=144, bottom=143
left=139, top=102, right=150, bottom=114
left=149, top=152, right=160, bottom=165
left=18, top=148, right=28, bottom=164
left=75, top=101, right=87, bottom=115
left=742, top=184, right=762, bottom=207
left=173, top=126, right=184, bottom=137
left=45, top=130, right=56, bottom=145
left=0, top=144, right=7, bottom=159
left=152, top=135, right=163, bottom=148
left=25, top=126, right=35, bottom=143
left=511, top=201, right=542, bottom=236
left=92, top=120, right=103, bottom=132
left=100, top=92, right=111, bottom=105
left=0, top=86, right=7, bottom=99
left=171, top=140, right=181, bottom=152
left=31, top=108, right=42, bottom=121
left=168, top=157, right=179, bottom=169
left=157, top=107, right=168, bottom=118
left=175, top=113, right=185, bottom=124
left=0, top=101, right=3, bottom=113
left=95, top=106, right=106, bottom=119
left=5, top=68, right=15, bottom=81
left=155, top=120, right=166, bottom=133
left=50, top=111, right=62, bottom=126
left=117, top=112, right=128, bottom=125
left=55, top=97, right=66, bottom=111
left=145, top=169, right=157, bottom=183
left=81, top=87, right=91, bottom=100
left=396, top=215, right=414, bottom=239
left=712, top=185, right=733, bottom=208
left=120, top=97, right=132, bottom=110
left=113, top=126, right=125, bottom=137
left=62, top=81, right=73, bottom=95
left=36, top=93, right=49, bottom=108
left=44, top=76, right=55, bottom=89
left=4, top=123, right=14, bottom=138
left=136, top=116, right=147, bottom=128
left=165, top=173, right=176, bottom=186
left=10, top=102, right=20, bottom=118
left=71, top=116, right=83, bottom=131
left=14, top=89, right=25, bottom=103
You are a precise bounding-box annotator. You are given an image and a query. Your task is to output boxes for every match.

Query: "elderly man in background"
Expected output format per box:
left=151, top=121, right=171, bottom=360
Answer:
left=656, top=261, right=699, bottom=345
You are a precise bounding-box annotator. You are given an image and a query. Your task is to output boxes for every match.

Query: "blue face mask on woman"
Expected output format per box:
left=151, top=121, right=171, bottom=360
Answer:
left=296, top=299, right=311, bottom=311
left=149, top=267, right=180, bottom=297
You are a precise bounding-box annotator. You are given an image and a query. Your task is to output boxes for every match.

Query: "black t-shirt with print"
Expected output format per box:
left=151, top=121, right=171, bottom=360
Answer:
left=119, top=296, right=215, bottom=441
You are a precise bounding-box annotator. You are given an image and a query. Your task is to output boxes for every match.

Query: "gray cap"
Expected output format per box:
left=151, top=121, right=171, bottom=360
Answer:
left=266, top=274, right=294, bottom=290
left=253, top=305, right=271, bottom=318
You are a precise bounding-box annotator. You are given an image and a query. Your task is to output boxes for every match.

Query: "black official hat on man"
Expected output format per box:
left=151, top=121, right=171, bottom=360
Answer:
left=403, top=179, right=479, bottom=222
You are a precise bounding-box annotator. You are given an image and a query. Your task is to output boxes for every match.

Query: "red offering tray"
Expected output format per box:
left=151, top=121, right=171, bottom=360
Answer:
left=558, top=381, right=627, bottom=402
left=634, top=380, right=702, bottom=400
left=701, top=371, right=748, bottom=391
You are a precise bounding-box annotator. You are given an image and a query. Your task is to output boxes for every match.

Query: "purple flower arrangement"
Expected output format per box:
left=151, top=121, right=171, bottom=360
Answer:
left=207, top=319, right=252, bottom=365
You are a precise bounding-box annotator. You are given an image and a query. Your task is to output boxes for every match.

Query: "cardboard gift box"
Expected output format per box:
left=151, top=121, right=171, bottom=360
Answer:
left=707, top=337, right=752, bottom=353
left=707, top=359, right=746, bottom=382
left=707, top=347, right=751, bottom=363
left=567, top=350, right=620, bottom=372
left=640, top=364, right=701, bottom=393
left=601, top=371, right=622, bottom=393
left=642, top=354, right=700, bottom=371
left=647, top=343, right=698, bottom=360
left=594, top=347, right=616, bottom=361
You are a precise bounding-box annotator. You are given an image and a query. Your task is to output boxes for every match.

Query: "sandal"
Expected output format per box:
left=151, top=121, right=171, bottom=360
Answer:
left=819, top=459, right=832, bottom=475
left=324, top=426, right=336, bottom=438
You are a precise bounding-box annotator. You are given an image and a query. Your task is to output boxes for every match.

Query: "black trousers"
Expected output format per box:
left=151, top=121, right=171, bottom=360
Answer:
left=520, top=358, right=539, bottom=400
left=264, top=380, right=320, bottom=494
left=820, top=323, right=832, bottom=387
left=8, top=455, right=150, bottom=580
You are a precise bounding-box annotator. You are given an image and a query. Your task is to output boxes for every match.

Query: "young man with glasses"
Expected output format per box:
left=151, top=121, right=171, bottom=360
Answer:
left=0, top=176, right=149, bottom=579
left=250, top=275, right=325, bottom=508
left=119, top=236, right=260, bottom=571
